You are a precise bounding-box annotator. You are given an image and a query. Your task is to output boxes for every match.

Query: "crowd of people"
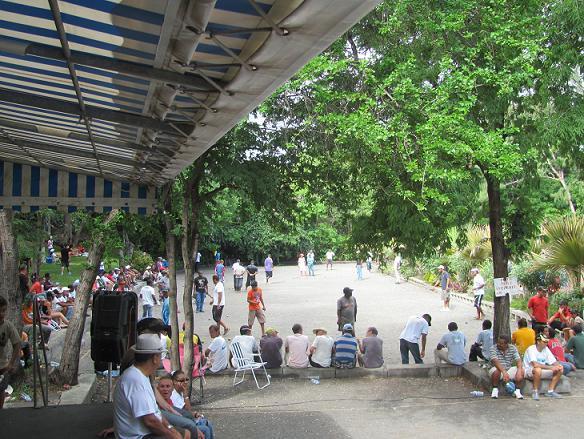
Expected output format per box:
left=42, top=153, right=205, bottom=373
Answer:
left=397, top=307, right=584, bottom=400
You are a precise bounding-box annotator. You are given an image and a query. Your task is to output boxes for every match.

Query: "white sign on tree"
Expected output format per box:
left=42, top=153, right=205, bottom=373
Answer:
left=494, top=277, right=523, bottom=297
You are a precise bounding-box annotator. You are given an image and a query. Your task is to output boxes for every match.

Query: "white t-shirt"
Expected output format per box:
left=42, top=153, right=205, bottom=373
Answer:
left=523, top=345, right=557, bottom=374
left=231, top=335, right=258, bottom=366
left=208, top=336, right=228, bottom=372
left=311, top=335, right=334, bottom=367
left=140, top=285, right=156, bottom=306
left=196, top=252, right=201, bottom=263
left=473, top=274, right=485, bottom=296
left=394, top=255, right=402, bottom=269
left=170, top=389, right=185, bottom=409
left=213, top=282, right=225, bottom=306
left=285, top=334, right=310, bottom=368
left=114, top=365, right=161, bottom=439
left=399, top=316, right=429, bottom=344
left=326, top=251, right=334, bottom=260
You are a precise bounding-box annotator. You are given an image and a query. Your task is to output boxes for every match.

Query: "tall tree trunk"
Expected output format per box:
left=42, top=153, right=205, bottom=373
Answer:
left=56, top=210, right=119, bottom=385
left=163, top=185, right=181, bottom=371
left=0, top=209, right=21, bottom=330
left=485, top=173, right=510, bottom=340
left=33, top=213, right=43, bottom=277
left=181, top=195, right=197, bottom=380
left=64, top=213, right=73, bottom=244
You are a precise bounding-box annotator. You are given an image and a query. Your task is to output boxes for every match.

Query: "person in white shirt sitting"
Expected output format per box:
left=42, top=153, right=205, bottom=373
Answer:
left=230, top=325, right=259, bottom=366
left=523, top=333, right=564, bottom=400
left=309, top=328, right=334, bottom=368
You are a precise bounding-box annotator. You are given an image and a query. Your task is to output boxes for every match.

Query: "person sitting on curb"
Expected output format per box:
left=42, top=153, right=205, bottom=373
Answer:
left=434, top=322, right=467, bottom=366
left=333, top=324, right=358, bottom=369
left=309, top=328, right=334, bottom=368
left=523, top=333, right=563, bottom=400
left=284, top=324, right=310, bottom=368
left=203, top=325, right=228, bottom=374
left=260, top=328, right=283, bottom=369
left=156, top=375, right=207, bottom=438
left=171, top=371, right=214, bottom=438
left=469, top=319, right=493, bottom=362
left=358, top=327, right=384, bottom=368
left=565, top=323, right=584, bottom=369
left=512, top=318, right=535, bottom=357
left=489, top=334, right=524, bottom=399
left=543, top=326, right=575, bottom=375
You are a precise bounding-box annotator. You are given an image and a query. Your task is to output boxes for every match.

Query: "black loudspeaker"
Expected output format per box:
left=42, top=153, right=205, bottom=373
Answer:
left=91, top=290, right=138, bottom=363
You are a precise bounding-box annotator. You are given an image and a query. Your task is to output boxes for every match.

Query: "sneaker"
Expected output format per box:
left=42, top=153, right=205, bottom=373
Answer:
left=532, top=391, right=539, bottom=401
left=545, top=391, right=562, bottom=398
left=514, top=389, right=524, bottom=399
left=491, top=388, right=499, bottom=399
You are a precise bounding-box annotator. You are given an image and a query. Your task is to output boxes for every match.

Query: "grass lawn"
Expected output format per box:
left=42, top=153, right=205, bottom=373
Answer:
left=39, top=255, right=87, bottom=287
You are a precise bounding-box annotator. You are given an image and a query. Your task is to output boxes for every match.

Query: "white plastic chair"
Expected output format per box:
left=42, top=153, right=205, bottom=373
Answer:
left=229, top=341, right=271, bottom=389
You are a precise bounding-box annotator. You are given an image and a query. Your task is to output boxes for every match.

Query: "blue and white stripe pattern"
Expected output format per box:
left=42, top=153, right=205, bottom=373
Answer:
left=0, top=0, right=381, bottom=193
left=0, top=159, right=156, bottom=214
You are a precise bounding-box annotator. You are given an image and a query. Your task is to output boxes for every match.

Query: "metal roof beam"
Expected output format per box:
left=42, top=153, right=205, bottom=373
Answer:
left=0, top=38, right=224, bottom=92
left=0, top=89, right=195, bottom=134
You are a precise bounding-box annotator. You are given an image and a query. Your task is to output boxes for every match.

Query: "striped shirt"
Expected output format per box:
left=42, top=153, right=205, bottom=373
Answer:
left=334, top=333, right=358, bottom=364
left=489, top=344, right=520, bottom=369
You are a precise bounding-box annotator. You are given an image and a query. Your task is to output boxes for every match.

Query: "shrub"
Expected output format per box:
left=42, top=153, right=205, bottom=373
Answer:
left=130, top=251, right=153, bottom=273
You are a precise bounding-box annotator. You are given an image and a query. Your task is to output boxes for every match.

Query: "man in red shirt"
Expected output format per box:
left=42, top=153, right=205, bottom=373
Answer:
left=246, top=280, right=266, bottom=336
left=528, top=287, right=549, bottom=333
left=543, top=326, right=575, bottom=375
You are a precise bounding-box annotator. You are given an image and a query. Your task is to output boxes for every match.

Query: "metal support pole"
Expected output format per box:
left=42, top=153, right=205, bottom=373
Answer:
left=207, top=35, right=258, bottom=72
left=247, top=0, right=289, bottom=36
left=107, top=362, right=113, bottom=402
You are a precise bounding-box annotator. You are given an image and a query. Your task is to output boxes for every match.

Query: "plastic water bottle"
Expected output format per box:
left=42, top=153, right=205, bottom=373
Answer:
left=470, top=391, right=484, bottom=397
left=308, top=375, right=320, bottom=385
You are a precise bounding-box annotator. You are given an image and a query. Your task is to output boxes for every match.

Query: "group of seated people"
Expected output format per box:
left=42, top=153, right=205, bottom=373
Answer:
left=102, top=318, right=214, bottom=439
left=436, top=316, right=584, bottom=400
left=201, top=322, right=384, bottom=373
left=94, top=265, right=141, bottom=292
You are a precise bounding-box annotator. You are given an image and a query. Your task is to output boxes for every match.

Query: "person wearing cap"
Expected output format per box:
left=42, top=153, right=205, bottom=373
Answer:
left=113, top=334, right=191, bottom=439
left=247, top=280, right=267, bottom=336
left=260, top=328, right=283, bottom=369
left=399, top=314, right=431, bottom=364
left=528, top=286, right=549, bottom=332
left=488, top=334, right=524, bottom=399
left=337, top=287, right=357, bottom=332
left=284, top=324, right=310, bottom=368
left=309, top=328, right=334, bottom=368
left=470, top=268, right=485, bottom=320
left=542, top=326, right=575, bottom=375
left=523, top=333, right=563, bottom=399
left=433, top=265, right=451, bottom=311
left=358, top=327, right=384, bottom=368
left=333, top=323, right=358, bottom=368
left=230, top=325, right=259, bottom=367
left=434, top=322, right=467, bottom=366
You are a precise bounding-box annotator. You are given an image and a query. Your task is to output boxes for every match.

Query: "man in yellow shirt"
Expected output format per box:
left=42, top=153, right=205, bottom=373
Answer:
left=512, top=318, right=535, bottom=356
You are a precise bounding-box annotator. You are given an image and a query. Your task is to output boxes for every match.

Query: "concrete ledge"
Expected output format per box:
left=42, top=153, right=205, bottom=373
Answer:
left=523, top=376, right=571, bottom=394
left=59, top=373, right=97, bottom=405
left=335, top=367, right=387, bottom=379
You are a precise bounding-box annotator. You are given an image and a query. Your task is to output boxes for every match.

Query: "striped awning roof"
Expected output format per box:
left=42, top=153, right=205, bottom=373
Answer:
left=0, top=0, right=380, bottom=186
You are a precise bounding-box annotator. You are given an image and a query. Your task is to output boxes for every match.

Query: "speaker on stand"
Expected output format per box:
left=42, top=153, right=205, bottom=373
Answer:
left=90, top=290, right=138, bottom=400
